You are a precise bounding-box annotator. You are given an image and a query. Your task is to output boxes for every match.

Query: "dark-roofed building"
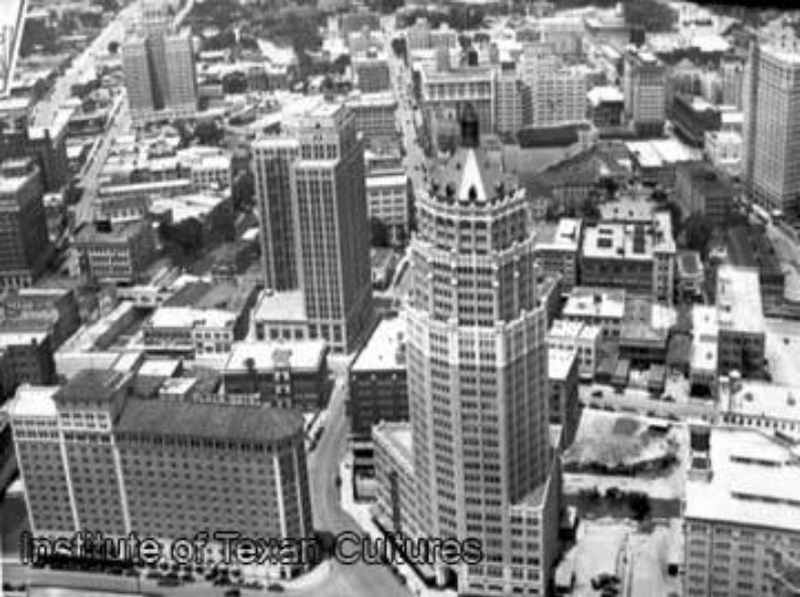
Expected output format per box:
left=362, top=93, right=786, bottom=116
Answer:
left=675, top=161, right=733, bottom=225
left=10, top=369, right=314, bottom=579
left=668, top=94, right=721, bottom=147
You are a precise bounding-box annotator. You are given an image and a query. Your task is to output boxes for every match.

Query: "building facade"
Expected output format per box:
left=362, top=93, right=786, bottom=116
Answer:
left=394, top=144, right=561, bottom=595
left=10, top=369, right=314, bottom=579
left=623, top=49, right=666, bottom=137
left=0, top=158, right=50, bottom=290
left=743, top=41, right=800, bottom=214
left=252, top=137, right=300, bottom=291
left=122, top=1, right=198, bottom=125
left=684, top=423, right=800, bottom=597
left=74, top=220, right=157, bottom=285
left=291, top=103, right=374, bottom=353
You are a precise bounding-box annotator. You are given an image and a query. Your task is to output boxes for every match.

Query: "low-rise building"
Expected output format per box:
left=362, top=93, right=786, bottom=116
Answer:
left=579, top=211, right=676, bottom=304
left=704, top=129, right=742, bottom=178
left=587, top=85, right=624, bottom=128
left=684, top=423, right=800, bottom=597
left=142, top=281, right=258, bottom=359
left=348, top=317, right=407, bottom=438
left=0, top=330, right=56, bottom=390
left=675, top=161, right=734, bottom=225
left=618, top=297, right=675, bottom=367
left=719, top=378, right=800, bottom=442
left=668, top=94, right=721, bottom=147
left=252, top=289, right=310, bottom=342
left=548, top=347, right=579, bottom=447
left=1, top=287, right=81, bottom=349
left=352, top=53, right=391, bottom=93
left=73, top=220, right=157, bottom=285
left=625, top=138, right=702, bottom=187
left=716, top=266, right=766, bottom=379
left=221, top=340, right=330, bottom=411
left=562, top=287, right=626, bottom=339
left=547, top=318, right=602, bottom=380
left=676, top=250, right=704, bottom=301
left=346, top=92, right=398, bottom=139
left=372, top=421, right=422, bottom=538
left=534, top=217, right=582, bottom=292
left=366, top=173, right=409, bottom=246
left=725, top=226, right=785, bottom=312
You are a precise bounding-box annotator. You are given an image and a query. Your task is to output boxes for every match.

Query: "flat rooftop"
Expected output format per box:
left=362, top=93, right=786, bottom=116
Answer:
left=716, top=265, right=765, bottom=335
left=116, top=399, right=304, bottom=443
left=547, top=318, right=602, bottom=342
left=725, top=380, right=800, bottom=423
left=352, top=317, right=406, bottom=373
left=684, top=427, right=800, bottom=532
left=0, top=330, right=48, bottom=347
left=626, top=138, right=701, bottom=168
left=535, top=217, right=582, bottom=251
left=253, top=289, right=307, bottom=323
left=8, top=384, right=60, bottom=418
left=148, top=306, right=235, bottom=330
left=137, top=358, right=182, bottom=378
left=224, top=339, right=327, bottom=373
left=563, top=287, right=627, bottom=320
left=549, top=347, right=577, bottom=381
left=373, top=420, right=413, bottom=468
left=53, top=369, right=126, bottom=405
left=765, top=318, right=800, bottom=387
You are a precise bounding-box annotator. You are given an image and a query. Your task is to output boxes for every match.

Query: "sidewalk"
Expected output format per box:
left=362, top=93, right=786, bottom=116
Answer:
left=338, top=456, right=457, bottom=597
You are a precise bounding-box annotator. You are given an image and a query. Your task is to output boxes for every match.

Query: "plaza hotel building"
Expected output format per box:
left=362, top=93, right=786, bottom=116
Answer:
left=9, top=369, right=313, bottom=578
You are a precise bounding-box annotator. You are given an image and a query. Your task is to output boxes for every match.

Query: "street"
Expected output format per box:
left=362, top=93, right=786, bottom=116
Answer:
left=300, top=362, right=413, bottom=597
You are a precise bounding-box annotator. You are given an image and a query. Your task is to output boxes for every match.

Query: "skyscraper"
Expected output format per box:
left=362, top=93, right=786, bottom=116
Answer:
left=0, top=157, right=50, bottom=289
left=400, top=123, right=560, bottom=594
left=623, top=48, right=666, bottom=137
left=122, top=0, right=197, bottom=125
left=253, top=102, right=374, bottom=353
left=743, top=40, right=800, bottom=214
left=252, top=137, right=300, bottom=291
left=292, top=103, right=373, bottom=353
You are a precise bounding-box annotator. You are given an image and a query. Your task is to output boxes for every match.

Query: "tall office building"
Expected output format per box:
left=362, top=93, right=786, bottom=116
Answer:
left=623, top=48, right=667, bottom=137
left=122, top=0, right=197, bottom=125
left=393, top=119, right=561, bottom=595
left=252, top=138, right=300, bottom=291
left=743, top=40, right=800, bottom=214
left=10, top=369, right=314, bottom=578
left=253, top=102, right=374, bottom=353
left=0, top=158, right=50, bottom=289
left=292, top=103, right=373, bottom=353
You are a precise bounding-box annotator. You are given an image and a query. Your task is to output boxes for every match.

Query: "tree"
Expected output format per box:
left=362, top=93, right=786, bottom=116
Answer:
left=107, top=41, right=119, bottom=54
left=222, top=71, right=248, bottom=94
left=390, top=38, right=407, bottom=63
left=623, top=0, right=677, bottom=33
left=194, top=120, right=223, bottom=145
left=332, top=54, right=350, bottom=75
left=628, top=492, right=651, bottom=521
left=370, top=217, right=390, bottom=247
left=231, top=171, right=255, bottom=212
left=581, top=194, right=601, bottom=222
left=244, top=357, right=258, bottom=394
left=684, top=213, right=714, bottom=258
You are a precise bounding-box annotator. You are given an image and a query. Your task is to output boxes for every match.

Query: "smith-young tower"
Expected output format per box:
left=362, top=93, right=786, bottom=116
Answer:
left=403, top=117, right=561, bottom=595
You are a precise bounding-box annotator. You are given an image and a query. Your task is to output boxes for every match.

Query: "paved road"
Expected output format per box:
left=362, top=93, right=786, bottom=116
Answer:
left=300, top=367, right=412, bottom=597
